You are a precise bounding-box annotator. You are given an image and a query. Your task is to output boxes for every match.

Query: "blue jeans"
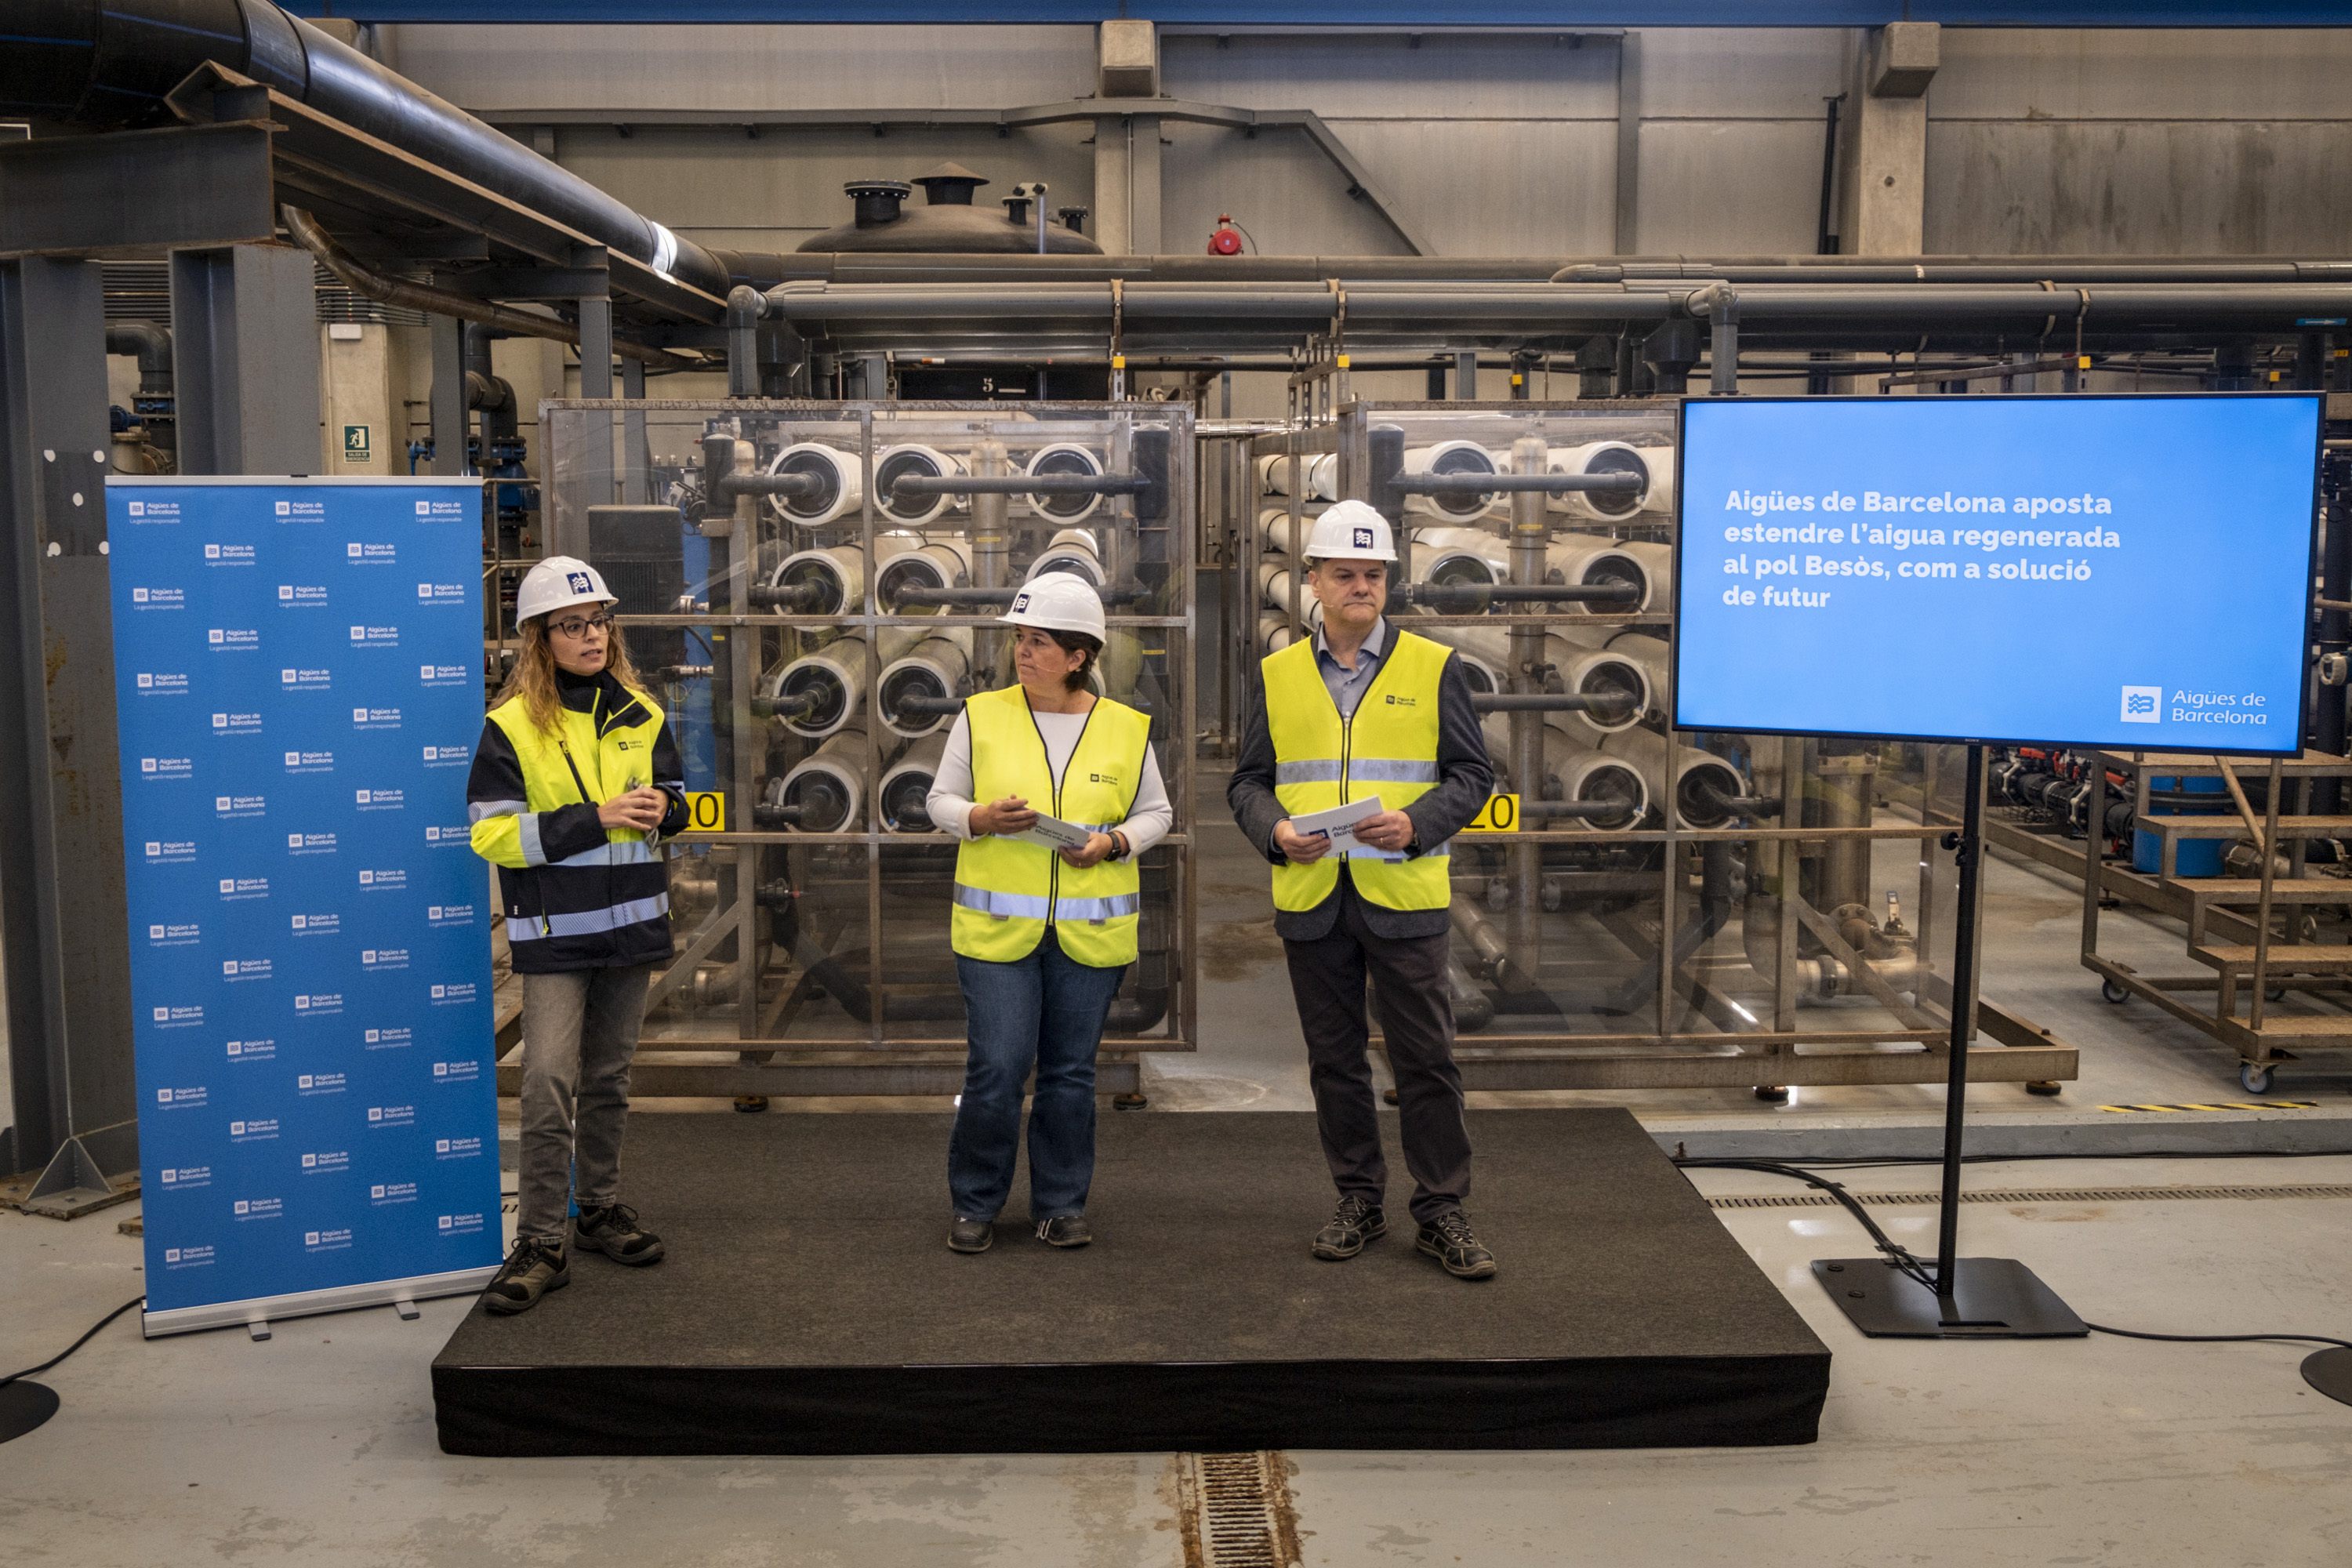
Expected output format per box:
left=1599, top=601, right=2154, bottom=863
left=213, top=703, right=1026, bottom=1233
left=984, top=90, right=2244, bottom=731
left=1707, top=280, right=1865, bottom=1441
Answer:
left=949, top=931, right=1129, bottom=1223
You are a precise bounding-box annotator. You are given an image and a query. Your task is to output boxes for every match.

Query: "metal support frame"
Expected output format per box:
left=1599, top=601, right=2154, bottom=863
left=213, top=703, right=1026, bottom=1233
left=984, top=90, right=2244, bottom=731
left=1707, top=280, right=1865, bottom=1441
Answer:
left=169, top=244, right=322, bottom=476
left=0, top=258, right=139, bottom=1209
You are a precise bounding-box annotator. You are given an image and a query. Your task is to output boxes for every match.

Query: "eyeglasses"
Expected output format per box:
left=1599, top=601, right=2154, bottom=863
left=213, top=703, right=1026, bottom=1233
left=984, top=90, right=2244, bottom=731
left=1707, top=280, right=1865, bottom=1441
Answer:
left=550, top=612, right=614, bottom=639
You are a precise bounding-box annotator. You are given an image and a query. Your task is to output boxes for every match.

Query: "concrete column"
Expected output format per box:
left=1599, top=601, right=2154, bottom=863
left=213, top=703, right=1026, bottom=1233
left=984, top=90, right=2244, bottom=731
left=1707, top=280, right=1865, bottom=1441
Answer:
left=1092, top=117, right=1130, bottom=256
left=319, top=322, right=394, bottom=475
left=1840, top=23, right=1937, bottom=257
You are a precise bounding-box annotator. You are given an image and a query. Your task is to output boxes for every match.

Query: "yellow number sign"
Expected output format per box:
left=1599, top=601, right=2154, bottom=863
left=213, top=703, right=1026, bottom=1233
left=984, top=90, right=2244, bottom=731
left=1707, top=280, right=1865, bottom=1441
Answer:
left=1461, top=793, right=1520, bottom=833
left=684, top=791, right=726, bottom=833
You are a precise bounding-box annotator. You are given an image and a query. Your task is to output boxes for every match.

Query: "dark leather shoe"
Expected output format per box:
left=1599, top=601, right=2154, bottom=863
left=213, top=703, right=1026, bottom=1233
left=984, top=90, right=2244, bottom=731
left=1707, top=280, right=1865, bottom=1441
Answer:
left=1416, top=1209, right=1497, bottom=1279
left=1312, top=1194, right=1386, bottom=1260
left=949, top=1217, right=993, bottom=1254
left=1036, top=1214, right=1092, bottom=1247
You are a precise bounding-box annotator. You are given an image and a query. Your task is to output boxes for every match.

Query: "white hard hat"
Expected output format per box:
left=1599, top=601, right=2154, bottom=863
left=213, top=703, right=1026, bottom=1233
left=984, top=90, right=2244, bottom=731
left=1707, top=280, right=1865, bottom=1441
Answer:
left=517, top=556, right=619, bottom=624
left=1001, top=571, right=1106, bottom=642
left=1302, top=499, right=1398, bottom=563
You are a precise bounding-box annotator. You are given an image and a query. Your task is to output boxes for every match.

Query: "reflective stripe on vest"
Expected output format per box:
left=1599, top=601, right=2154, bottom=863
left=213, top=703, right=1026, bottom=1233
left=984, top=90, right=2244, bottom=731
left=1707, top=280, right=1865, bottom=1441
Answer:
left=951, top=685, right=1150, bottom=967
left=1262, top=630, right=1454, bottom=914
left=506, top=892, right=673, bottom=943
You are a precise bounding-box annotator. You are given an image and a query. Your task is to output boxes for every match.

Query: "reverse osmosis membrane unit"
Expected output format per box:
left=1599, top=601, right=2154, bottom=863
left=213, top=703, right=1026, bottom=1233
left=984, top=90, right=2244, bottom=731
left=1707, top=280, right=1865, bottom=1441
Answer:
left=543, top=401, right=1194, bottom=1091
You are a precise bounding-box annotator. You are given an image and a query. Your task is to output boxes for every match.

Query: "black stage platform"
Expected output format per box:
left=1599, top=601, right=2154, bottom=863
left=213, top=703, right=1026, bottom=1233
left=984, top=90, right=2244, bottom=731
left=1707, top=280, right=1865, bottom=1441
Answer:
left=434, top=1109, right=1829, bottom=1455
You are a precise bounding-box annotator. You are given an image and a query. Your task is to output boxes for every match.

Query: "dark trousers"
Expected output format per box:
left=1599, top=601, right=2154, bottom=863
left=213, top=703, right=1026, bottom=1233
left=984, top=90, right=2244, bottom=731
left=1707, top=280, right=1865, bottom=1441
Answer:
left=949, top=930, right=1130, bottom=1224
left=1281, top=881, right=1472, bottom=1225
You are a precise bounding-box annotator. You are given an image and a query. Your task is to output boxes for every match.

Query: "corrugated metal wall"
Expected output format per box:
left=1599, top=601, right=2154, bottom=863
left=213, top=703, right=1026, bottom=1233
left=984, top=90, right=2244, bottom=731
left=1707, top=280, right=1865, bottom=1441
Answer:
left=379, top=24, right=2351, bottom=258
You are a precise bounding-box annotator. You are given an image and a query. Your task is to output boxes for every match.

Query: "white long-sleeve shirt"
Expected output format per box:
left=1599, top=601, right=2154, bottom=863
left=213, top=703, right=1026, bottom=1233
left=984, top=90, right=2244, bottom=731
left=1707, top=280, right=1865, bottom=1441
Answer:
left=927, top=705, right=1174, bottom=854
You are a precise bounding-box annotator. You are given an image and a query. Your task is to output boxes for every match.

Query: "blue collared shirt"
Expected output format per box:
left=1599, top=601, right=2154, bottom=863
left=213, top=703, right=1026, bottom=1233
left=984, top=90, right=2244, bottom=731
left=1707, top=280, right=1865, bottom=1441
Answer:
left=1312, top=615, right=1388, bottom=720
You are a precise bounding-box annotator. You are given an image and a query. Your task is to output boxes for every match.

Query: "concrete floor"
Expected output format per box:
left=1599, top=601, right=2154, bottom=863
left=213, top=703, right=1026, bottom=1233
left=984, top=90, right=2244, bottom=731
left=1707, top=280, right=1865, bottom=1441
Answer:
left=5, top=809, right=2352, bottom=1565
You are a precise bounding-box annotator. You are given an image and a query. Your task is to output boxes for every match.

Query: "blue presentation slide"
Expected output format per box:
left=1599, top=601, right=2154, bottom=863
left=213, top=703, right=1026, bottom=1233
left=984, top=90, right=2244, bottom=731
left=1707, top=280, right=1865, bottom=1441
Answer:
left=1674, top=395, right=2321, bottom=753
left=109, top=477, right=504, bottom=1331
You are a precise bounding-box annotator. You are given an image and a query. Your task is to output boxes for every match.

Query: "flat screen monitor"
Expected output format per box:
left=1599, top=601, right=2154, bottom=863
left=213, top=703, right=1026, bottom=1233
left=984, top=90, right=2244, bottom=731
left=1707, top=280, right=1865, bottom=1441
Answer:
left=1671, top=394, right=2321, bottom=756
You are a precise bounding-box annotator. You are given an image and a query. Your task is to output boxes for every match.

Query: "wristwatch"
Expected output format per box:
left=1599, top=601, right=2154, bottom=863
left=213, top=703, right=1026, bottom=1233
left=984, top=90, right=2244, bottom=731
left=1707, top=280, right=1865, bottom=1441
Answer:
left=1105, top=830, right=1131, bottom=861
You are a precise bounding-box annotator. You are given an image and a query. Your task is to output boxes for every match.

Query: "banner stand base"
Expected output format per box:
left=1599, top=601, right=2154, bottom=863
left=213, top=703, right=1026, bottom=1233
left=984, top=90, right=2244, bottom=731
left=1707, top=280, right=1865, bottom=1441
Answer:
left=0, top=1381, right=61, bottom=1445
left=1813, top=1257, right=2088, bottom=1339
left=144, top=1266, right=495, bottom=1340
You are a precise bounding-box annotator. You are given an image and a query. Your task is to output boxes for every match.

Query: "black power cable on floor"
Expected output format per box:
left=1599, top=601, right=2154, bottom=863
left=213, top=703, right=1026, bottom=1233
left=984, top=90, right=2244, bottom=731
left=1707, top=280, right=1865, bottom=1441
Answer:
left=0, top=1295, right=144, bottom=1391
left=1676, top=1154, right=2352, bottom=1358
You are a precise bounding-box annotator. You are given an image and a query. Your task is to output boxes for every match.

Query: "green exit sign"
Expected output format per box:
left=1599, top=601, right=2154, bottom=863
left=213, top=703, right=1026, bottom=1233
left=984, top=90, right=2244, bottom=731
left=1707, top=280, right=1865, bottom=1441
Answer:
left=342, top=424, right=372, bottom=463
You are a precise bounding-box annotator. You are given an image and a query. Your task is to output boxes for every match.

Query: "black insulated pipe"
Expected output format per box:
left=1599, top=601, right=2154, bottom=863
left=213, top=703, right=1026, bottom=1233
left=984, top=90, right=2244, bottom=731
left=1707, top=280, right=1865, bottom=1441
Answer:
left=5, top=0, right=729, bottom=300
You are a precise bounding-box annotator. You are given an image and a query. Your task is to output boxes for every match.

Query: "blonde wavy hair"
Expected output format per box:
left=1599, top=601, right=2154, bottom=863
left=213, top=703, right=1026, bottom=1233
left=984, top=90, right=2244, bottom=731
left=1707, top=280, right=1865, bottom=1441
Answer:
left=496, top=608, right=647, bottom=735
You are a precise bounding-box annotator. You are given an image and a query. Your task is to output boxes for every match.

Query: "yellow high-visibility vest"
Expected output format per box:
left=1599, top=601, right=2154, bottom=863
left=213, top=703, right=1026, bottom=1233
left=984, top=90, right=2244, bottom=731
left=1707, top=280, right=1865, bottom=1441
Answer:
left=1263, top=630, right=1452, bottom=913
left=952, top=684, right=1150, bottom=967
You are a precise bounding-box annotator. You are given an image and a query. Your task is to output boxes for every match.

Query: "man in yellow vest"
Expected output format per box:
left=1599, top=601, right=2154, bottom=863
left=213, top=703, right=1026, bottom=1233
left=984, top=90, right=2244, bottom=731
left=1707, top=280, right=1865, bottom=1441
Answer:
left=1229, top=500, right=1499, bottom=1279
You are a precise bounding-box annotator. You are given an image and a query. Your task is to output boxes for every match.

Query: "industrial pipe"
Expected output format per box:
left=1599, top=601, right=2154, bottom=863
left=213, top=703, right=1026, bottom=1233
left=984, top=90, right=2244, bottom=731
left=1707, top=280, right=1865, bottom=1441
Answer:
left=878, top=734, right=950, bottom=832
left=285, top=208, right=695, bottom=368
left=1599, top=728, right=1748, bottom=830
left=877, top=630, right=974, bottom=738
left=874, top=444, right=967, bottom=527
left=765, top=442, right=863, bottom=528
left=771, top=724, right=904, bottom=835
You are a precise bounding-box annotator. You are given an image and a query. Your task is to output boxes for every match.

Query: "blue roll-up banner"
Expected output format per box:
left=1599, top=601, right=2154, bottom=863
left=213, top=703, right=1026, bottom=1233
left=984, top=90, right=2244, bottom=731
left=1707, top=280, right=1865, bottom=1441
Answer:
left=108, top=477, right=504, bottom=1337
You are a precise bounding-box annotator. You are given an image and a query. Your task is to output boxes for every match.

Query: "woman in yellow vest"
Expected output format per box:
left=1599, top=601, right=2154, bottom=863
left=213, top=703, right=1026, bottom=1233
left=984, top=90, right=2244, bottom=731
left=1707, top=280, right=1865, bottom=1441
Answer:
left=466, top=556, right=686, bottom=1314
left=926, top=572, right=1172, bottom=1254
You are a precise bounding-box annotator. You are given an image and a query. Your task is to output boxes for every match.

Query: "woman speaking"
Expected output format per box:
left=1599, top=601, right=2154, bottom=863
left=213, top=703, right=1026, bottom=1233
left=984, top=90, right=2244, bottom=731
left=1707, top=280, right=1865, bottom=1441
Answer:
left=466, top=555, right=686, bottom=1314
left=927, top=573, right=1172, bottom=1254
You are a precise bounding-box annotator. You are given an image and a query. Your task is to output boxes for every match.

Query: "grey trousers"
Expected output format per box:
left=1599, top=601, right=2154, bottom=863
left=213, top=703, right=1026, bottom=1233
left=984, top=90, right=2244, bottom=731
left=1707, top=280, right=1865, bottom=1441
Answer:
left=517, top=964, right=653, bottom=1245
left=1281, top=881, right=1472, bottom=1225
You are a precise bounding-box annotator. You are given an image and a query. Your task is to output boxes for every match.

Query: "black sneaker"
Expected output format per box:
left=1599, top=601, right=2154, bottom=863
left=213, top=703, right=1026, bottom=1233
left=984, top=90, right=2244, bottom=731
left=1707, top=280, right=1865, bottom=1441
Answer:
left=1415, top=1209, right=1497, bottom=1280
left=574, top=1202, right=664, bottom=1265
left=1312, top=1195, right=1386, bottom=1260
left=949, top=1217, right=993, bottom=1253
left=484, top=1236, right=568, bottom=1314
left=1036, top=1214, right=1092, bottom=1248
